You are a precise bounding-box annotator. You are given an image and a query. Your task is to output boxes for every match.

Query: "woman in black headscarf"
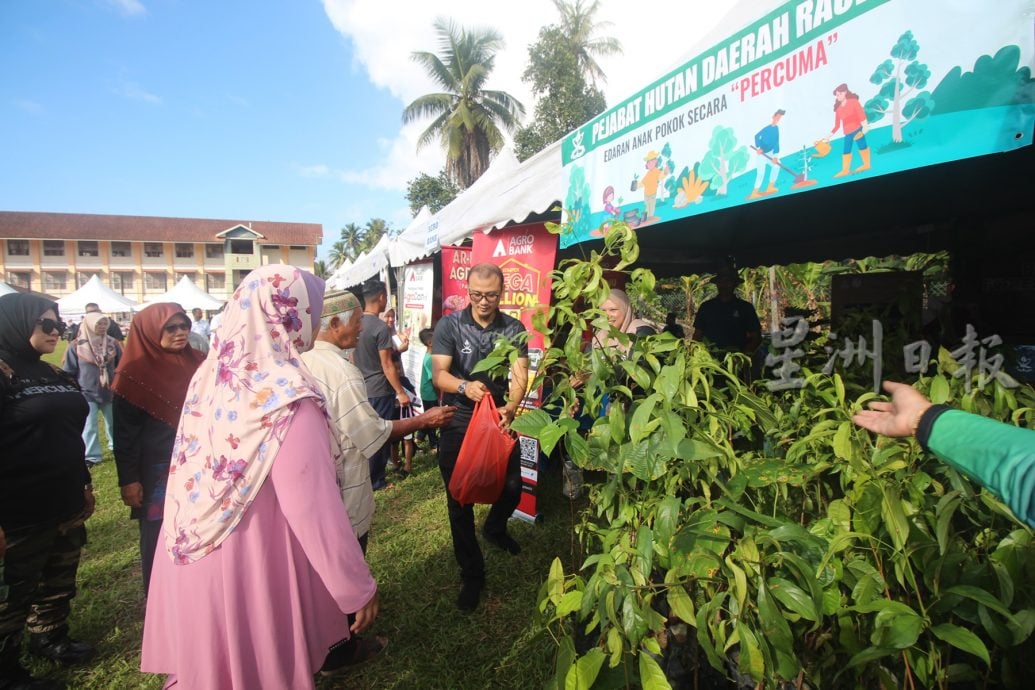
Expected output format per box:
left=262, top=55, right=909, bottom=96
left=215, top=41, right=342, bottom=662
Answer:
left=0, top=293, right=97, bottom=689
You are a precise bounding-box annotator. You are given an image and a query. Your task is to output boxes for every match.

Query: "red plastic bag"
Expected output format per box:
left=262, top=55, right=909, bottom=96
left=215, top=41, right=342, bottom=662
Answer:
left=448, top=396, right=516, bottom=505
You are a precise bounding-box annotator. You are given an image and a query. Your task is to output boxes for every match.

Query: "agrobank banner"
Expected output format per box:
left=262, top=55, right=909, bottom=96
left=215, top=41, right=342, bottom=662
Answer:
left=560, top=0, right=1035, bottom=248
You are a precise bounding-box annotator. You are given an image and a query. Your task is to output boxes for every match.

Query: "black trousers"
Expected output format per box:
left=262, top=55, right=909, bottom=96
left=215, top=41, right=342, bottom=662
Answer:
left=138, top=519, right=163, bottom=597
left=437, top=410, right=522, bottom=584
left=0, top=521, right=85, bottom=677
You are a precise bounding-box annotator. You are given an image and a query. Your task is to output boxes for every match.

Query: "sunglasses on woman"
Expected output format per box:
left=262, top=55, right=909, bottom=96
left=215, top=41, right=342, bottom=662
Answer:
left=35, top=318, right=67, bottom=336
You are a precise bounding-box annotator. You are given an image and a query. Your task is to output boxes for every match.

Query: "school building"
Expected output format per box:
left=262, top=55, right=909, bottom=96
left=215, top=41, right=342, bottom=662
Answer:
left=0, top=211, right=322, bottom=302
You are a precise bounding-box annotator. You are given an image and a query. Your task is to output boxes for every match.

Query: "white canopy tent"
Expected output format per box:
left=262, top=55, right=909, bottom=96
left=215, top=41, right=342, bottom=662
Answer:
left=0, top=281, right=17, bottom=296
left=327, top=233, right=392, bottom=289
left=56, top=275, right=138, bottom=314
left=134, top=276, right=225, bottom=312
left=386, top=205, right=434, bottom=268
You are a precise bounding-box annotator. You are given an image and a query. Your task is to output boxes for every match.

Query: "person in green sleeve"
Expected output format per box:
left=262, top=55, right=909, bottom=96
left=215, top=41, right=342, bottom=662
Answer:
left=853, top=381, right=1035, bottom=528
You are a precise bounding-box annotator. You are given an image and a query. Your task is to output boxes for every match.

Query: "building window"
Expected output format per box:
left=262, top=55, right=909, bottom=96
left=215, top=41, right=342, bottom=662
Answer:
left=76, top=272, right=93, bottom=288
left=144, top=242, right=164, bottom=258
left=77, top=241, right=99, bottom=257
left=206, top=273, right=226, bottom=292
left=111, top=241, right=132, bottom=257
left=111, top=272, right=134, bottom=294
left=144, top=273, right=168, bottom=291
left=43, top=240, right=64, bottom=257
left=264, top=244, right=280, bottom=250
left=205, top=244, right=224, bottom=259
left=176, top=272, right=196, bottom=285
left=229, top=239, right=253, bottom=254
left=7, top=272, right=31, bottom=290
left=289, top=245, right=306, bottom=250
left=175, top=243, right=194, bottom=258
left=6, top=240, right=29, bottom=256
left=43, top=271, right=66, bottom=291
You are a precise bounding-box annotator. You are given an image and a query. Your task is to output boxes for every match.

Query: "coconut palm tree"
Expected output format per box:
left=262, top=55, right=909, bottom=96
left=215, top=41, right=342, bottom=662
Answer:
left=339, top=222, right=364, bottom=262
left=551, top=0, right=623, bottom=87
left=403, top=18, right=525, bottom=189
left=313, top=259, right=330, bottom=280
left=328, top=240, right=350, bottom=269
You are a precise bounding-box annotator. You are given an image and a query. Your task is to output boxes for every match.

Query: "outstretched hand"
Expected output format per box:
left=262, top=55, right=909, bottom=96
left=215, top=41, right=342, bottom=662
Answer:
left=421, top=405, right=455, bottom=428
left=852, top=381, right=932, bottom=438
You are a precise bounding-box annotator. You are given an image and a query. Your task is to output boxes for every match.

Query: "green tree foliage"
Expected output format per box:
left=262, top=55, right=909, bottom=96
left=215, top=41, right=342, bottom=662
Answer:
left=549, top=0, right=622, bottom=87
left=403, top=18, right=525, bottom=189
left=312, top=259, right=329, bottom=279
left=405, top=170, right=458, bottom=216
left=515, top=25, right=607, bottom=161
left=865, top=31, right=934, bottom=143
left=699, top=125, right=749, bottom=196
left=931, top=45, right=1035, bottom=115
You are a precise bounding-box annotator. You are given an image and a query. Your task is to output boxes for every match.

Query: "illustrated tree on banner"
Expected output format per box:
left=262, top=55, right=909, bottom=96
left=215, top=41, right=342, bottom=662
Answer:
left=865, top=30, right=934, bottom=144
left=700, top=125, right=750, bottom=197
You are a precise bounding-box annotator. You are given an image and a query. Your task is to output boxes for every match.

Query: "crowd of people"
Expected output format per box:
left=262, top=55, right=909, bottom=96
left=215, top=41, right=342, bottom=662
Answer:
left=1, top=261, right=1033, bottom=689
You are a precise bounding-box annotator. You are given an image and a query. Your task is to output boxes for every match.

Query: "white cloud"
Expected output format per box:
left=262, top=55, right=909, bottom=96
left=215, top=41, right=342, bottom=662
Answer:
left=113, top=80, right=162, bottom=104
left=320, top=0, right=733, bottom=192
left=294, top=163, right=332, bottom=178
left=107, top=0, right=147, bottom=17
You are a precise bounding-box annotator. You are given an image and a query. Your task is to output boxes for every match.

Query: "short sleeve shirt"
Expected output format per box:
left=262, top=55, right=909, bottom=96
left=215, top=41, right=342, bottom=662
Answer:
left=432, top=307, right=527, bottom=410
left=353, top=314, right=394, bottom=398
left=694, top=297, right=761, bottom=351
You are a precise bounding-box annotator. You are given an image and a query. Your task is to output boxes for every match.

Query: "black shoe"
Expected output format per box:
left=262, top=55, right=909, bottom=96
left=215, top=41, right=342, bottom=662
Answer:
left=319, top=635, right=387, bottom=676
left=27, top=629, right=96, bottom=666
left=483, top=529, right=521, bottom=555
left=457, top=580, right=483, bottom=612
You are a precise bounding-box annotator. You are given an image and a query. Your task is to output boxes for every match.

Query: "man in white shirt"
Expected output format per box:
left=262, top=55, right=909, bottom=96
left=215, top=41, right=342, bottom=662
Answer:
left=300, top=290, right=453, bottom=673
left=190, top=308, right=210, bottom=339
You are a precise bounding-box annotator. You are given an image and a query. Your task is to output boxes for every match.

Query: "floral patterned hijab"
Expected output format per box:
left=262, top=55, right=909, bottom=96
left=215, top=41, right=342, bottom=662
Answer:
left=163, top=266, right=327, bottom=564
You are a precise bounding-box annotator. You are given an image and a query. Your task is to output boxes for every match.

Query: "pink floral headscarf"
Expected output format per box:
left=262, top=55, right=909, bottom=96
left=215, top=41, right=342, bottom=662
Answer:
left=163, top=265, right=327, bottom=564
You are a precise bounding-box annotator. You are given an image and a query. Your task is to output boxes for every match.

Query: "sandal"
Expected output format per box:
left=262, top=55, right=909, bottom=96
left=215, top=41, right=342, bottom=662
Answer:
left=320, top=635, right=388, bottom=676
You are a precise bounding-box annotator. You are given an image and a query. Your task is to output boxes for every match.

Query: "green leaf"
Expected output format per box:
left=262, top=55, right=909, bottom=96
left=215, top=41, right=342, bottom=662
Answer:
left=606, top=627, right=623, bottom=668
left=930, top=623, right=990, bottom=665
left=935, top=492, right=962, bottom=555
left=608, top=401, right=626, bottom=445
left=929, top=374, right=951, bottom=404
left=736, top=623, right=765, bottom=681
left=768, top=577, right=819, bottom=622
left=654, top=497, right=681, bottom=549
left=847, top=646, right=896, bottom=667
left=548, top=559, right=567, bottom=607
left=509, top=408, right=551, bottom=437
left=757, top=579, right=795, bottom=654
left=667, top=585, right=695, bottom=624
left=638, top=652, right=671, bottom=690
left=537, top=421, right=569, bottom=458
left=944, top=585, right=1017, bottom=622
left=629, top=395, right=660, bottom=443
left=556, top=590, right=584, bottom=617
left=881, top=484, right=910, bottom=551
left=565, top=648, right=606, bottom=690
left=833, top=421, right=853, bottom=461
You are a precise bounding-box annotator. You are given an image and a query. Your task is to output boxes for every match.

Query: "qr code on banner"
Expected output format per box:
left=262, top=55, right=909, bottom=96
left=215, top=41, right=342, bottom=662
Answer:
left=519, top=436, right=539, bottom=466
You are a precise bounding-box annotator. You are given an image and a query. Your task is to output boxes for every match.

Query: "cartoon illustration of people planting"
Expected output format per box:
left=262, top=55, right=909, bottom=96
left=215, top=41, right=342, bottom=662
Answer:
left=749, top=109, right=785, bottom=198
left=828, top=83, right=872, bottom=177
left=632, top=150, right=669, bottom=225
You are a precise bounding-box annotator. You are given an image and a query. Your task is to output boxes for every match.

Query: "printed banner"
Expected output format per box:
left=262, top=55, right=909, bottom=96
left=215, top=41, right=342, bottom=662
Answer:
left=560, top=0, right=1035, bottom=247
left=439, top=246, right=471, bottom=317
left=471, top=223, right=558, bottom=523
left=399, top=262, right=434, bottom=387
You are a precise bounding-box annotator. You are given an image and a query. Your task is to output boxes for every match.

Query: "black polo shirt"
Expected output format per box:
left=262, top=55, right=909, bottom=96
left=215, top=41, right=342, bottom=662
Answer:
left=432, top=306, right=527, bottom=409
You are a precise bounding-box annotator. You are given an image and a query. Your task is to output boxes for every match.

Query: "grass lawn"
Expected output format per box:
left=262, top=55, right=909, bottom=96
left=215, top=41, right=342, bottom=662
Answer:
left=28, top=342, right=579, bottom=689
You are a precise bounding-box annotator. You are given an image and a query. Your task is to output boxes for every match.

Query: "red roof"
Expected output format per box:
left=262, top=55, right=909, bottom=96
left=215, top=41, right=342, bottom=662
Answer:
left=0, top=211, right=322, bottom=246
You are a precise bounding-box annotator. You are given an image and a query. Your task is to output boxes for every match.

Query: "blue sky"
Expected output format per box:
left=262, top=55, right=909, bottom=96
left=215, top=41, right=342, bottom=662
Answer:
left=0, top=0, right=728, bottom=262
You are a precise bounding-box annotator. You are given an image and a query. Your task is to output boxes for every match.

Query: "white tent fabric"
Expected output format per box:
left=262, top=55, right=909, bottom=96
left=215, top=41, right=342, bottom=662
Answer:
left=386, top=205, right=434, bottom=268
left=433, top=147, right=521, bottom=249
left=0, top=281, right=17, bottom=296
left=134, top=276, right=225, bottom=311
left=56, top=275, right=138, bottom=313
left=327, top=233, right=392, bottom=289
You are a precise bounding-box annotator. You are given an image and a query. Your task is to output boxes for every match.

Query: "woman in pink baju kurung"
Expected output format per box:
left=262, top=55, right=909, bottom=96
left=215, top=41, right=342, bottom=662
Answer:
left=140, top=265, right=377, bottom=689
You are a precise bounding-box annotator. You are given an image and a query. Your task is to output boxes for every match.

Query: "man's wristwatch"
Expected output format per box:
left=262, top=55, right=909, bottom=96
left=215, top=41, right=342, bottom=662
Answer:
left=457, top=381, right=468, bottom=396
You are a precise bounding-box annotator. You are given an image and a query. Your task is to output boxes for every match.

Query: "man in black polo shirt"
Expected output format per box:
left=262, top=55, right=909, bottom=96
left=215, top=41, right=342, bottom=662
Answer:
left=432, top=262, right=528, bottom=612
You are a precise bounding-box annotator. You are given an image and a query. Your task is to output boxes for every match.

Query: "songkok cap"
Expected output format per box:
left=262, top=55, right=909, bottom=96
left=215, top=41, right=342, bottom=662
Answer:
left=321, top=290, right=361, bottom=317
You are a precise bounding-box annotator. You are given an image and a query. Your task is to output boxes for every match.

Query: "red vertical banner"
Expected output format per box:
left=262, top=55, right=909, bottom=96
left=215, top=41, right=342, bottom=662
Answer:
left=439, top=246, right=471, bottom=317
left=471, top=223, right=557, bottom=523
